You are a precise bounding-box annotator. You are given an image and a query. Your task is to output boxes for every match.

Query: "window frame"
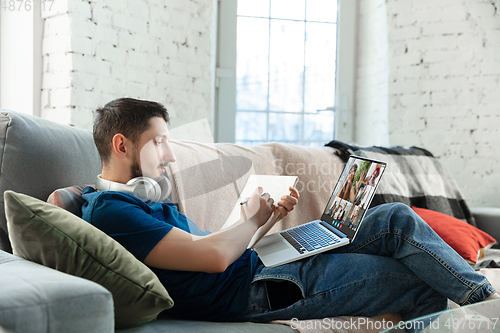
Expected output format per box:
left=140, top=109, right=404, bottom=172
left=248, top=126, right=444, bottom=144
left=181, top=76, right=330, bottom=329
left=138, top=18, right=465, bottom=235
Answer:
left=214, top=0, right=357, bottom=144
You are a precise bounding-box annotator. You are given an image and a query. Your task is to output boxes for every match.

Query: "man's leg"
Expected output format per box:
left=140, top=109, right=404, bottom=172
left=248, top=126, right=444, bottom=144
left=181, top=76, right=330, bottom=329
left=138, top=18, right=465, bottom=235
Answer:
left=236, top=203, right=494, bottom=323
left=335, top=203, right=495, bottom=305
left=235, top=252, right=448, bottom=323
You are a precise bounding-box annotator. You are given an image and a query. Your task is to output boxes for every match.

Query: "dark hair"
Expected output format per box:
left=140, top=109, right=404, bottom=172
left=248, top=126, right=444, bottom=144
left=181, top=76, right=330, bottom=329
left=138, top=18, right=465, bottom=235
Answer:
left=93, top=98, right=169, bottom=165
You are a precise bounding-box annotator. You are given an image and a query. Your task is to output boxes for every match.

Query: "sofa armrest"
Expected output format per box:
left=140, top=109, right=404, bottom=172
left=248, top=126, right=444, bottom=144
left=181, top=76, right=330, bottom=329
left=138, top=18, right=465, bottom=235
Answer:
left=470, top=207, right=500, bottom=248
left=0, top=250, right=114, bottom=333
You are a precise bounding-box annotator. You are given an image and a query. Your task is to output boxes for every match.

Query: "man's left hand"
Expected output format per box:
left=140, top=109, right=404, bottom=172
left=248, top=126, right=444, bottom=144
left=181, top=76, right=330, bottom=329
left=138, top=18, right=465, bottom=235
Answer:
left=276, top=186, right=299, bottom=219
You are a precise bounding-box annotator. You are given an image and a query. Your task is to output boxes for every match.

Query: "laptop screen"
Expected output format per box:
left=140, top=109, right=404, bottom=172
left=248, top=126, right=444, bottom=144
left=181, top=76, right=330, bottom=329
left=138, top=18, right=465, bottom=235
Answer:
left=320, top=155, right=386, bottom=239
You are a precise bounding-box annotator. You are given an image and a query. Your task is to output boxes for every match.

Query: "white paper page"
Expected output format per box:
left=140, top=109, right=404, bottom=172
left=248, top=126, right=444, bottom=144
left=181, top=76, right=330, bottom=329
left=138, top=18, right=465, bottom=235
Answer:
left=221, top=175, right=298, bottom=230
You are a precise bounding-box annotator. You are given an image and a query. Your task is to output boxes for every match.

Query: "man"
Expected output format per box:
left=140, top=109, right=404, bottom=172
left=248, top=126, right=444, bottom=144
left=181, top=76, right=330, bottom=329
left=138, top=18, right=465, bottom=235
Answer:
left=82, top=98, right=498, bottom=324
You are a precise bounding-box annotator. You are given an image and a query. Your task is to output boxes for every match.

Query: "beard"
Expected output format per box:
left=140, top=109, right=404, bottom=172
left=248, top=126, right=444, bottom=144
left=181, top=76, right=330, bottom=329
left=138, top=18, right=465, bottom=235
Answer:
left=130, top=151, right=165, bottom=180
left=130, top=150, right=143, bottom=179
left=130, top=159, right=143, bottom=179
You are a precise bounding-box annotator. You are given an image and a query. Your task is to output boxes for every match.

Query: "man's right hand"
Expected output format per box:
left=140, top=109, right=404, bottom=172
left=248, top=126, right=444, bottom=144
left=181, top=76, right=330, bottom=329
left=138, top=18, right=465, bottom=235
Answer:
left=241, top=187, right=276, bottom=228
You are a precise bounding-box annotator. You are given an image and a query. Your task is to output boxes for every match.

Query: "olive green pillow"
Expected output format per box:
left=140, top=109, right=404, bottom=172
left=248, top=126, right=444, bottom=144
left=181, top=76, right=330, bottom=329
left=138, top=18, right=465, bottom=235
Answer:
left=4, top=190, right=174, bottom=328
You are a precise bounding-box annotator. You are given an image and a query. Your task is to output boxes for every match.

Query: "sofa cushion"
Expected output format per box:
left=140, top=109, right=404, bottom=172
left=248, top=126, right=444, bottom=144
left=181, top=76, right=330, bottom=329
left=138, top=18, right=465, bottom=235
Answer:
left=412, top=207, right=497, bottom=263
left=470, top=207, right=500, bottom=249
left=0, top=250, right=113, bottom=333
left=4, top=190, right=174, bottom=328
left=0, top=110, right=102, bottom=253
left=115, top=315, right=296, bottom=333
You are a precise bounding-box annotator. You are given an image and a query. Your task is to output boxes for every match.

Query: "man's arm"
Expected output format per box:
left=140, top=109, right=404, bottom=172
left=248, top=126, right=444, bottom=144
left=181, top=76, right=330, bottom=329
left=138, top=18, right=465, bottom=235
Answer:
left=144, top=187, right=299, bottom=273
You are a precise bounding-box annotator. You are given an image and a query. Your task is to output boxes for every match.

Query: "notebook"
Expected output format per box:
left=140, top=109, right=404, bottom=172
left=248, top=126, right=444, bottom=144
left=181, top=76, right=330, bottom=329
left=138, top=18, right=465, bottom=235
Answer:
left=222, top=175, right=299, bottom=248
left=253, top=155, right=387, bottom=268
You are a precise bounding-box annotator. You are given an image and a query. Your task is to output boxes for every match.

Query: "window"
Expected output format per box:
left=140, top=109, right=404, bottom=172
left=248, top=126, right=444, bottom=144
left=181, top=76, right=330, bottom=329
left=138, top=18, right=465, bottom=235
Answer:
left=0, top=3, right=43, bottom=116
left=215, top=0, right=356, bottom=145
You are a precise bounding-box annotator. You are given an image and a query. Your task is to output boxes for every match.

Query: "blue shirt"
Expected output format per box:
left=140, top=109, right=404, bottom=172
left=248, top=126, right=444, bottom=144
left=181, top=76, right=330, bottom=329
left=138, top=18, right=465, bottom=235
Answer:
left=81, top=187, right=259, bottom=321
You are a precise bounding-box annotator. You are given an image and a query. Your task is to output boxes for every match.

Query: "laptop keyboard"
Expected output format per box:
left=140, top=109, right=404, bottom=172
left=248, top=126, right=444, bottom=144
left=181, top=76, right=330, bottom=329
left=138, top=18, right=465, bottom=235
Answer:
left=280, top=223, right=342, bottom=254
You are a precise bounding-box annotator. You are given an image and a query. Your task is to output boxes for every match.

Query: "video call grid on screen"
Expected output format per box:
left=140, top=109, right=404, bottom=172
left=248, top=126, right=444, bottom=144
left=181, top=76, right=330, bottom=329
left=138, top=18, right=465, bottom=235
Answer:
left=321, top=156, right=386, bottom=239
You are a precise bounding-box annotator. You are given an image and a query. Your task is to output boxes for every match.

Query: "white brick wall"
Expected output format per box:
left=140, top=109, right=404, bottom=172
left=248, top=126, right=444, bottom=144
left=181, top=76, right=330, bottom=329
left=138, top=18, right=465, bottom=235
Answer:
left=41, top=0, right=216, bottom=130
left=39, top=0, right=499, bottom=207
left=357, top=0, right=500, bottom=207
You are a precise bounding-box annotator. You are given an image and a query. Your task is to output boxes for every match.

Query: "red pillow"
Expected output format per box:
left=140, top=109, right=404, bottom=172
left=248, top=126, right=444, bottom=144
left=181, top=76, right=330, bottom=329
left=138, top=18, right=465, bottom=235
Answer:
left=412, top=207, right=496, bottom=264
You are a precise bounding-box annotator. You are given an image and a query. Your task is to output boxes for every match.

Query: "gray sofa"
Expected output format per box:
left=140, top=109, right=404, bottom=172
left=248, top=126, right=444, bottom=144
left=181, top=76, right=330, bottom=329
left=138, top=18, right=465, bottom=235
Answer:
left=0, top=110, right=294, bottom=333
left=1, top=110, right=500, bottom=333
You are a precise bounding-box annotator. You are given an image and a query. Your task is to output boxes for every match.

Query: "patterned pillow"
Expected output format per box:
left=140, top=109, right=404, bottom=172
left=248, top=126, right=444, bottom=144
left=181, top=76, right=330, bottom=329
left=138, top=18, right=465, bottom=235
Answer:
left=325, top=140, right=475, bottom=226
left=47, top=185, right=94, bottom=217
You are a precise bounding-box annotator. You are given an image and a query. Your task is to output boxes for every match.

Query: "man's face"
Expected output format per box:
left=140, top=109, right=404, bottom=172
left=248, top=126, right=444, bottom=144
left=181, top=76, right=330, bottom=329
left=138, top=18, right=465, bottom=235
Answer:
left=130, top=117, right=176, bottom=180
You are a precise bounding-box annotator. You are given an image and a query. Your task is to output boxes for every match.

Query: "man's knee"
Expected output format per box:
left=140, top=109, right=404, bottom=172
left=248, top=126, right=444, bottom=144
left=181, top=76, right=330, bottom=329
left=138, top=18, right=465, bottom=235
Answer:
left=387, top=202, right=412, bottom=213
left=370, top=202, right=413, bottom=219
left=384, top=203, right=432, bottom=233
left=371, top=203, right=425, bottom=228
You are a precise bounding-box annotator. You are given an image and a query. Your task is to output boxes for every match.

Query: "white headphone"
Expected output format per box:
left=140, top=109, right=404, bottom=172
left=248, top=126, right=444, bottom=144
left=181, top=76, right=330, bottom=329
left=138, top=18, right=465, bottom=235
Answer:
left=95, top=174, right=172, bottom=203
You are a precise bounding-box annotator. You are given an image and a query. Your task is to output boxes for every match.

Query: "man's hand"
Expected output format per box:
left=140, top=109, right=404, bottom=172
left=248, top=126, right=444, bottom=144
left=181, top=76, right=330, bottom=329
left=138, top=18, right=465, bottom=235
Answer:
left=241, top=187, right=276, bottom=228
left=276, top=186, right=299, bottom=219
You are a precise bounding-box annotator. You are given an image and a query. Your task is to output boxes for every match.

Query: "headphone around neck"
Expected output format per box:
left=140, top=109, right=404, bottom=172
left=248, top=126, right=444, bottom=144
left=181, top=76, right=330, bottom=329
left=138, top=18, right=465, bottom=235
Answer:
left=95, top=174, right=172, bottom=203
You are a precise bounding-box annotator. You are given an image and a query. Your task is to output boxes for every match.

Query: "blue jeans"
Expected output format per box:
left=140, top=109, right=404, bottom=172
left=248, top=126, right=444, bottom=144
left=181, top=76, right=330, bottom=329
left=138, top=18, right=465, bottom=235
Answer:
left=234, top=203, right=495, bottom=322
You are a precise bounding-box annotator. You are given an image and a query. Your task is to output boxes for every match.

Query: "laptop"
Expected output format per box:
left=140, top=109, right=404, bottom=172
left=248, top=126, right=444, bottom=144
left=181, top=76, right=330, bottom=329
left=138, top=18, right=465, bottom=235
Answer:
left=253, top=155, right=387, bottom=268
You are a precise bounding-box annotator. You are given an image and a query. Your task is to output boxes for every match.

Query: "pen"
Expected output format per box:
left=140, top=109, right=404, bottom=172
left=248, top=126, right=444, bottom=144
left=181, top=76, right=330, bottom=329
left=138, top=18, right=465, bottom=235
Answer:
left=240, top=198, right=250, bottom=205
